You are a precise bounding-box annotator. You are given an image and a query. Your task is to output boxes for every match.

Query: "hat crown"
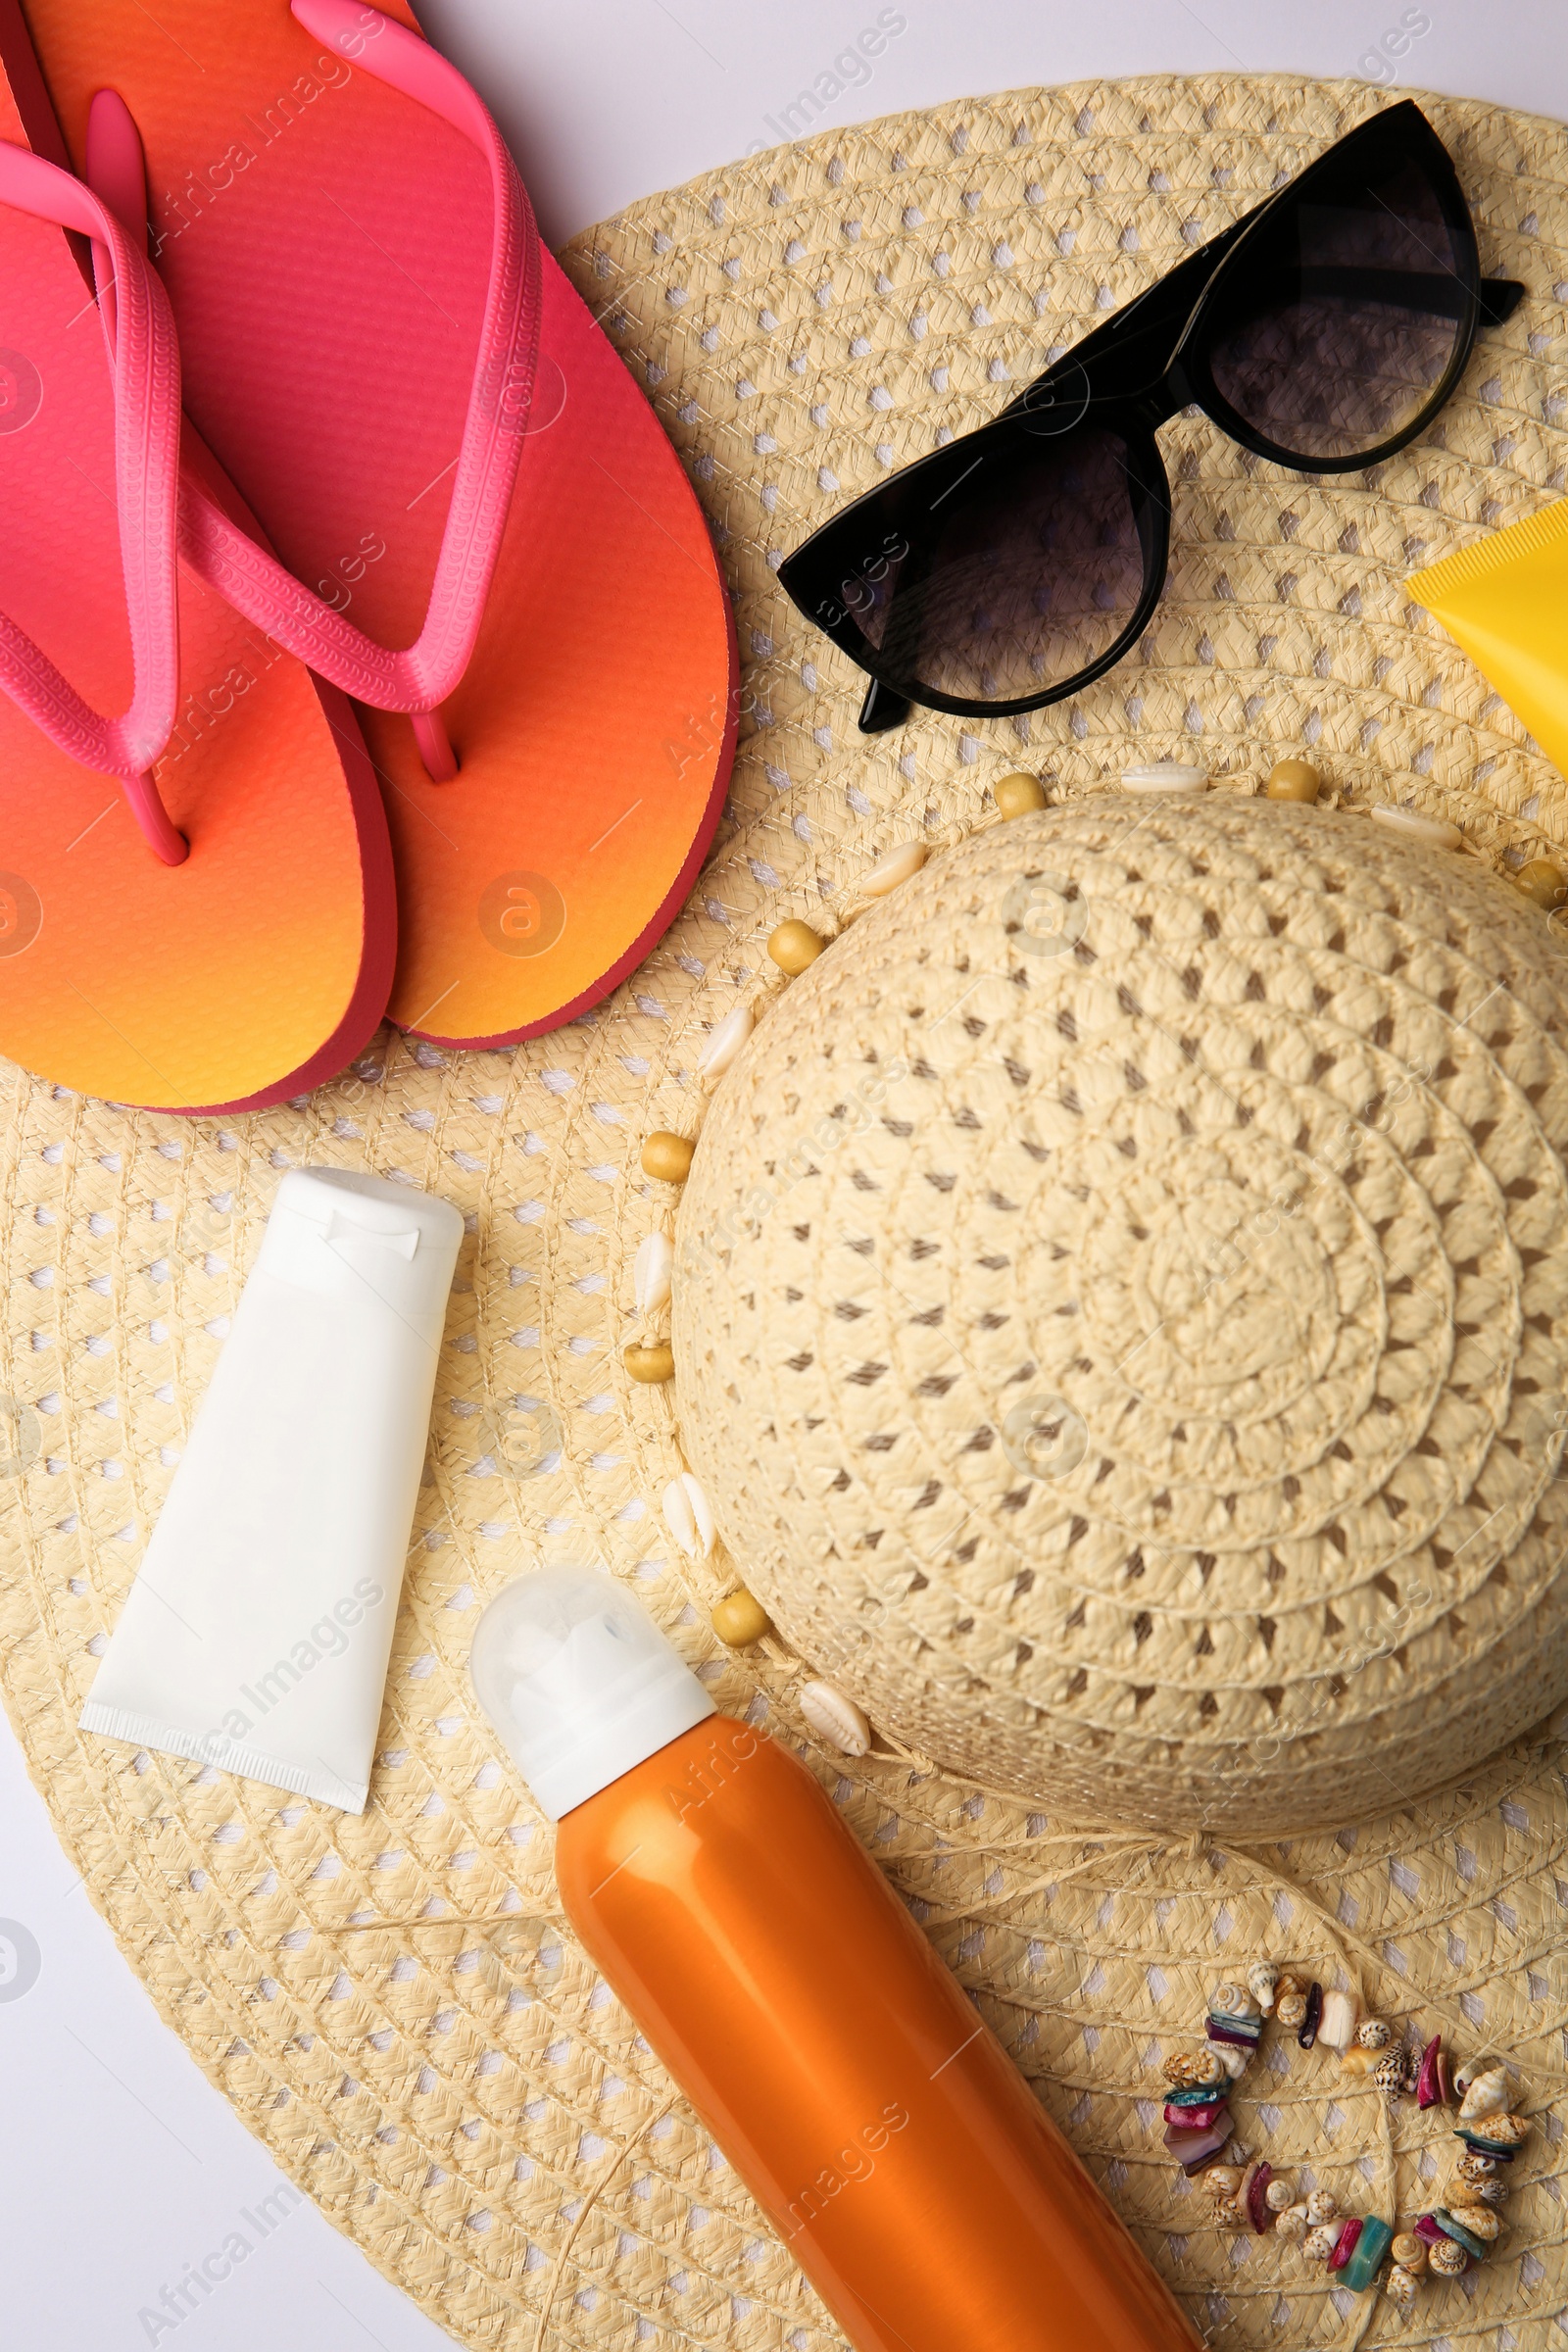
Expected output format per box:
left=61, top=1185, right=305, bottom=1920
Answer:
left=675, top=798, right=1568, bottom=1834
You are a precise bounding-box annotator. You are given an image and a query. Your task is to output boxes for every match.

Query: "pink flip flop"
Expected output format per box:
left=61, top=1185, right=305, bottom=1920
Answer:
left=21, top=0, right=737, bottom=1049
left=0, top=11, right=395, bottom=1113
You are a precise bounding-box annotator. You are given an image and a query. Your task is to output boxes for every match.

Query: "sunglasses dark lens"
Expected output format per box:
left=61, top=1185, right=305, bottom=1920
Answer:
left=854, top=424, right=1150, bottom=705
left=1205, top=151, right=1470, bottom=463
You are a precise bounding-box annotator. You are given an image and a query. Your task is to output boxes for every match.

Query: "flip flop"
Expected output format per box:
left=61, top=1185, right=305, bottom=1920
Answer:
left=0, top=12, right=395, bottom=1114
left=21, top=0, right=737, bottom=1049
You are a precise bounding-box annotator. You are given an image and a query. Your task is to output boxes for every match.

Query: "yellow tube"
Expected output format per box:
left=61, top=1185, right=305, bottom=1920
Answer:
left=1409, top=499, right=1568, bottom=775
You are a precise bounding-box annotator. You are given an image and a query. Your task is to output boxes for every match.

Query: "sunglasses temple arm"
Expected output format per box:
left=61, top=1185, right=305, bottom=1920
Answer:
left=858, top=675, right=912, bottom=734
left=1479, top=276, right=1527, bottom=326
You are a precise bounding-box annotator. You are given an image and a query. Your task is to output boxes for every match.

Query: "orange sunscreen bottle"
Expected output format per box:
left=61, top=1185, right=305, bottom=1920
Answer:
left=469, top=1568, right=1200, bottom=2352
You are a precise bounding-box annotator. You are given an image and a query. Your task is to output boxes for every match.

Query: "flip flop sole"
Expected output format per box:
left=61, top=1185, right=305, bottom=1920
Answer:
left=24, top=0, right=736, bottom=1048
left=0, top=18, right=396, bottom=1112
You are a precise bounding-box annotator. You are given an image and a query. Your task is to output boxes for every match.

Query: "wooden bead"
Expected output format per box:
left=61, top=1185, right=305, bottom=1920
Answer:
left=641, top=1131, right=694, bottom=1183
left=768, top=919, right=826, bottom=974
left=994, top=770, right=1048, bottom=818
left=1264, top=758, right=1321, bottom=802
left=623, top=1342, right=675, bottom=1384
left=711, top=1587, right=773, bottom=1645
left=1516, top=857, right=1568, bottom=909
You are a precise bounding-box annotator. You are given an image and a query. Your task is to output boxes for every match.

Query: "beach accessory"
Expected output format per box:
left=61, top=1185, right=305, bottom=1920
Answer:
left=13, top=0, right=736, bottom=1048
left=3, top=70, right=1568, bottom=2352
left=1157, top=1969, right=1532, bottom=2314
left=0, top=42, right=394, bottom=1111
left=778, top=101, right=1524, bottom=733
left=473, top=1565, right=1200, bottom=2352
left=670, top=792, right=1568, bottom=1836
left=80, top=1167, right=463, bottom=1809
left=1410, top=496, right=1568, bottom=793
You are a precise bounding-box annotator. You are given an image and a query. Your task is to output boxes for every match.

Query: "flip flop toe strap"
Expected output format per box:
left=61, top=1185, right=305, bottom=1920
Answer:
left=176, top=1, right=543, bottom=727
left=0, top=142, right=185, bottom=861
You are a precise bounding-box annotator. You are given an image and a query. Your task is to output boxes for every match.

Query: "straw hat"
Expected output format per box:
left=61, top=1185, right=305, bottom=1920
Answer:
left=2, top=68, right=1566, bottom=2352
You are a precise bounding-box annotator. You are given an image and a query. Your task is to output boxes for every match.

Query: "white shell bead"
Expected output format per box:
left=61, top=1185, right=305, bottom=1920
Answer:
left=1214, top=2042, right=1250, bottom=2079
left=860, top=841, right=926, bottom=895
left=662, top=1470, right=715, bottom=1560
left=800, top=1680, right=871, bottom=1756
left=633, top=1230, right=673, bottom=1314
left=1316, top=1989, right=1358, bottom=2051
left=1210, top=1982, right=1260, bottom=2021
left=1371, top=805, right=1463, bottom=850
left=697, top=1003, right=754, bottom=1080
left=1121, top=760, right=1208, bottom=794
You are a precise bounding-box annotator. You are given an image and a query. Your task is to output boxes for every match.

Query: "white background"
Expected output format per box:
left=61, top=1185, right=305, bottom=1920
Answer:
left=3, top=7, right=1562, bottom=2348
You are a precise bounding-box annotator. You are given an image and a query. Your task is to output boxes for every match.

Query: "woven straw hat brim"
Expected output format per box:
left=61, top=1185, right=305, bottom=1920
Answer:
left=2, top=70, right=1567, bottom=2352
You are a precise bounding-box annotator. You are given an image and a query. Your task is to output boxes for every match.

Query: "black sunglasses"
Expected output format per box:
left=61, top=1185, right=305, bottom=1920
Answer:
left=778, top=100, right=1524, bottom=734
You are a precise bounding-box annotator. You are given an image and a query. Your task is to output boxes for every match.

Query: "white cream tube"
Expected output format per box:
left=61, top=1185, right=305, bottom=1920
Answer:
left=80, top=1167, right=463, bottom=1812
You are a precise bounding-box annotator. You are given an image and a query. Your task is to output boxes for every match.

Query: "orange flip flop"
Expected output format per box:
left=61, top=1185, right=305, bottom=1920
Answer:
left=21, top=0, right=736, bottom=1049
left=0, top=8, right=394, bottom=1114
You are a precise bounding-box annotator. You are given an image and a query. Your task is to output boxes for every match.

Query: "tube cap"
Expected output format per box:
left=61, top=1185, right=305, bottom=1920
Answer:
left=469, top=1567, right=715, bottom=1819
left=258, top=1166, right=465, bottom=1337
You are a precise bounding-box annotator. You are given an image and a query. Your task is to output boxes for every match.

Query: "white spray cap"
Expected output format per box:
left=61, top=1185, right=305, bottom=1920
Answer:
left=469, top=1566, right=715, bottom=1819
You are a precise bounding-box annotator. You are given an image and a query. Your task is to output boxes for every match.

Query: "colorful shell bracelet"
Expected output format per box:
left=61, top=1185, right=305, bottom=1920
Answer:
left=1165, top=1966, right=1531, bottom=2314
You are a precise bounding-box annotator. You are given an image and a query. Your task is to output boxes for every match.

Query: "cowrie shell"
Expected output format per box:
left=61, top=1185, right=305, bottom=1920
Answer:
left=800, top=1679, right=870, bottom=1756
left=662, top=1470, right=715, bottom=1560
left=698, top=1004, right=754, bottom=1080
left=1121, top=760, right=1208, bottom=794
left=633, top=1230, right=673, bottom=1314
left=1371, top=804, right=1463, bottom=850
left=860, top=842, right=926, bottom=895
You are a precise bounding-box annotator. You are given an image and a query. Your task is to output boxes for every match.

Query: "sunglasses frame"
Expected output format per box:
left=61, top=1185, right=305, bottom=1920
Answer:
left=776, top=100, right=1525, bottom=733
